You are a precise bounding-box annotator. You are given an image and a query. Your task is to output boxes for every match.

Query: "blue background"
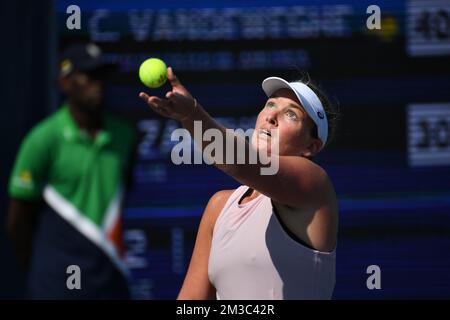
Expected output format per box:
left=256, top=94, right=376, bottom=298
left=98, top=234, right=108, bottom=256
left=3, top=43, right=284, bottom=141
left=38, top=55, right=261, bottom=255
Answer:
left=0, top=0, right=449, bottom=299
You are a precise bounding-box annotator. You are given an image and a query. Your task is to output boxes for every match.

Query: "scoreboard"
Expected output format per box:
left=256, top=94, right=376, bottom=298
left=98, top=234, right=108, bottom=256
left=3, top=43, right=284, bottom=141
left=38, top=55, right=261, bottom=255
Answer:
left=408, top=103, right=450, bottom=166
left=407, top=0, right=450, bottom=56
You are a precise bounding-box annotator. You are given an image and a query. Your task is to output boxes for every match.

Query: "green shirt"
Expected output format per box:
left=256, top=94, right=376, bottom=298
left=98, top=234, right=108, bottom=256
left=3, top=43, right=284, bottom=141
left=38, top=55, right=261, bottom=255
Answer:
left=9, top=103, right=136, bottom=227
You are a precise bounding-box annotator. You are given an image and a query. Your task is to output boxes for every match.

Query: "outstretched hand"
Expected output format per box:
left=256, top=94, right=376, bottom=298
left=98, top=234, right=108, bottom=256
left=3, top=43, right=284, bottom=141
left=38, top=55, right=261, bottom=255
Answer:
left=139, top=67, right=197, bottom=122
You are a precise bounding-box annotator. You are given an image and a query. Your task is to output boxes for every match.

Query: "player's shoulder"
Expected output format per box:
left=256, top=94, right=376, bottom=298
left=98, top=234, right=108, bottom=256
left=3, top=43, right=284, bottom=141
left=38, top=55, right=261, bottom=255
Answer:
left=208, top=189, right=235, bottom=208
left=204, top=189, right=235, bottom=228
left=22, top=110, right=62, bottom=145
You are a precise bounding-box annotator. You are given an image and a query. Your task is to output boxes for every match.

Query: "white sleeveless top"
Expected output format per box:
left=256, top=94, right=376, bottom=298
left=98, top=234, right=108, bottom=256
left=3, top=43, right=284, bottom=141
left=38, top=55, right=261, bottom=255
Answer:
left=208, top=186, right=336, bottom=300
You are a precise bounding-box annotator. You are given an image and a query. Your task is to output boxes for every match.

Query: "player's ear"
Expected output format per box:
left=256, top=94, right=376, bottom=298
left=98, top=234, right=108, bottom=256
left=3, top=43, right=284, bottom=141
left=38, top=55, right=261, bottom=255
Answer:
left=302, top=138, right=322, bottom=158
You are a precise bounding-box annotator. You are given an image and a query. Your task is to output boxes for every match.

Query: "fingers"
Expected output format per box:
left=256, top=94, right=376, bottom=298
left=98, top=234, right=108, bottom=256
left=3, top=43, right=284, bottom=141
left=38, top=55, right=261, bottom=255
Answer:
left=139, top=92, right=150, bottom=101
left=165, top=91, right=188, bottom=106
left=169, top=91, right=190, bottom=105
left=168, top=67, right=182, bottom=88
left=165, top=91, right=174, bottom=99
left=139, top=92, right=156, bottom=110
left=149, top=96, right=171, bottom=110
left=139, top=92, right=172, bottom=117
left=139, top=92, right=162, bottom=107
left=139, top=89, right=195, bottom=121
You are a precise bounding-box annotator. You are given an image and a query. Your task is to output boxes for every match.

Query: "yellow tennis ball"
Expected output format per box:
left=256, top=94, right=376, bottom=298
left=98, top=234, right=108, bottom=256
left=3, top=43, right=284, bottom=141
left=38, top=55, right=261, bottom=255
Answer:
left=139, top=58, right=168, bottom=88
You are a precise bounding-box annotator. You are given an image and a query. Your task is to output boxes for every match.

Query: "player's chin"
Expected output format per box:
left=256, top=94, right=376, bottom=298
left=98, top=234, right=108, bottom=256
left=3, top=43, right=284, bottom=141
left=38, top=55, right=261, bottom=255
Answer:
left=84, top=99, right=104, bottom=114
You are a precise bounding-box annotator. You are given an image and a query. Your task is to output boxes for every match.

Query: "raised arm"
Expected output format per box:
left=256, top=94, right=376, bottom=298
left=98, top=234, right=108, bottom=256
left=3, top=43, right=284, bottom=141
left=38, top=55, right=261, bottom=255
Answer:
left=139, top=68, right=332, bottom=209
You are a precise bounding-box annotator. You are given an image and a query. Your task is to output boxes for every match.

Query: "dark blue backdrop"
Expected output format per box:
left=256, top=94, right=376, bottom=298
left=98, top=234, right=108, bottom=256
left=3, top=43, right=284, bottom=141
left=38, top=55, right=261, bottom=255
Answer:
left=1, top=0, right=449, bottom=299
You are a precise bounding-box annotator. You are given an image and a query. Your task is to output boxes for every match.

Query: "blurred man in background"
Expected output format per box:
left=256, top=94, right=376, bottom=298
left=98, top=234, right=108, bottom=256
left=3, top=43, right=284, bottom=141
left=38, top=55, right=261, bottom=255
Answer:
left=6, top=43, right=136, bottom=299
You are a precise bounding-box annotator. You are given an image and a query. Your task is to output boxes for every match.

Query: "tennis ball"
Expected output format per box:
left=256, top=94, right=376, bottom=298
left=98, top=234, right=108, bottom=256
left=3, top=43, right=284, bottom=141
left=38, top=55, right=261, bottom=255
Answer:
left=139, top=58, right=168, bottom=88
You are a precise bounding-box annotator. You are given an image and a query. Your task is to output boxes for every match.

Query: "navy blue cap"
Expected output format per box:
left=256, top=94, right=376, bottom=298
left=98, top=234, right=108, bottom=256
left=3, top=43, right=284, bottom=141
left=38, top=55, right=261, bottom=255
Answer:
left=59, top=43, right=115, bottom=76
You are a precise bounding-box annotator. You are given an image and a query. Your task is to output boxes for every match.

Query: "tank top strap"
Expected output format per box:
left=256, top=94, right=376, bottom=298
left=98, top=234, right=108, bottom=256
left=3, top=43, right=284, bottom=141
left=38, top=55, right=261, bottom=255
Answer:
left=223, top=185, right=251, bottom=211
left=213, top=185, right=249, bottom=233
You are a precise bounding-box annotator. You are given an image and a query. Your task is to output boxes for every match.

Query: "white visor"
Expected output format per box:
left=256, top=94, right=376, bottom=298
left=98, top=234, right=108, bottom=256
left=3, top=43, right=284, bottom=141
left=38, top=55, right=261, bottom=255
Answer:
left=262, top=77, right=328, bottom=148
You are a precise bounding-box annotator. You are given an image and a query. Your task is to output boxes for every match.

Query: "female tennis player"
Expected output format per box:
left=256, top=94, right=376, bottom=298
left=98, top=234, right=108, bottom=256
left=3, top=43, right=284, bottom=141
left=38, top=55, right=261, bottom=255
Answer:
left=139, top=67, right=339, bottom=300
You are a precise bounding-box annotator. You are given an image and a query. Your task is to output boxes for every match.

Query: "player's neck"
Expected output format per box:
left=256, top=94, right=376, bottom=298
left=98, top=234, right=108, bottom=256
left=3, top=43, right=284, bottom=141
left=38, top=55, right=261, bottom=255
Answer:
left=68, top=102, right=103, bottom=137
left=240, top=188, right=261, bottom=205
